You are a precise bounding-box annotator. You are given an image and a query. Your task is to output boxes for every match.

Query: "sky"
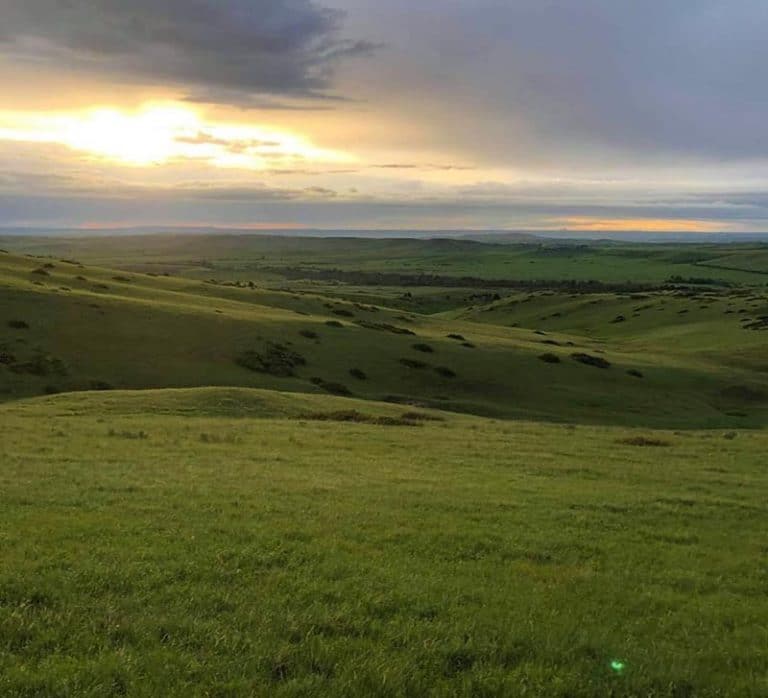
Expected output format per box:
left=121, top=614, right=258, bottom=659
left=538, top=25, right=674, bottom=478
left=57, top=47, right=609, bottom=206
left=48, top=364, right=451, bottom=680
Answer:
left=1, top=0, right=768, bottom=232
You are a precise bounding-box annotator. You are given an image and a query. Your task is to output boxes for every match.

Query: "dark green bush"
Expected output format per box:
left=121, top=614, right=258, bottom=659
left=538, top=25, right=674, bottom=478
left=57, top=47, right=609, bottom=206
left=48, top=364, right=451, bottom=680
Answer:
left=0, top=351, right=16, bottom=365
left=355, top=320, right=415, bottom=335
left=310, top=377, right=352, bottom=396
left=571, top=353, right=611, bottom=369
left=400, top=411, right=445, bottom=422
left=616, top=436, right=671, bottom=447
left=235, top=344, right=306, bottom=377
left=10, top=354, right=67, bottom=377
left=301, top=410, right=421, bottom=427
left=400, top=358, right=428, bottom=369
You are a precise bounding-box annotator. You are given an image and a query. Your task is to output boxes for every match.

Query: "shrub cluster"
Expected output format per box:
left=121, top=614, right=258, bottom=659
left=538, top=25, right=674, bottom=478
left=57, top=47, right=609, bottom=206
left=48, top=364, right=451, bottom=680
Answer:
left=355, top=320, right=415, bottom=335
left=310, top=377, right=352, bottom=396
left=571, top=353, right=611, bottom=369
left=235, top=343, right=306, bottom=377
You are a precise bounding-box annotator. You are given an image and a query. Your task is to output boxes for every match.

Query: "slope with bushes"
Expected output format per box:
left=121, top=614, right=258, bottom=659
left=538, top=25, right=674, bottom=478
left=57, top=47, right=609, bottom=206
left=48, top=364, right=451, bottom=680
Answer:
left=2, top=250, right=767, bottom=427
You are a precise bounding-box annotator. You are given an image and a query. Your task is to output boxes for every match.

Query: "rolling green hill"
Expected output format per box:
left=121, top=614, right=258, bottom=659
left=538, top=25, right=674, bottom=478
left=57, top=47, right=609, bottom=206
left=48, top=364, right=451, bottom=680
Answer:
left=1, top=387, right=767, bottom=696
left=449, top=288, right=768, bottom=369
left=2, top=250, right=767, bottom=427
left=3, top=235, right=768, bottom=696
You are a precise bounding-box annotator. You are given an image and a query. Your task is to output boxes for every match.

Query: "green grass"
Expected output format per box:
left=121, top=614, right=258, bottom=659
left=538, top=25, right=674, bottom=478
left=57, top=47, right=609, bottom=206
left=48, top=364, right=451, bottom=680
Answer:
left=450, top=288, right=768, bottom=363
left=2, top=388, right=767, bottom=696
left=2, top=250, right=767, bottom=428
left=2, top=235, right=768, bottom=695
left=3, top=234, right=768, bottom=284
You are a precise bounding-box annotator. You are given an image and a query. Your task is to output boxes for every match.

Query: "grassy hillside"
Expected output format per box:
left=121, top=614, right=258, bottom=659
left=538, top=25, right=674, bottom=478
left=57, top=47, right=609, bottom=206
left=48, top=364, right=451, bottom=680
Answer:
left=2, top=250, right=767, bottom=427
left=3, top=234, right=768, bottom=696
left=450, top=288, right=768, bottom=369
left=2, top=388, right=767, bottom=696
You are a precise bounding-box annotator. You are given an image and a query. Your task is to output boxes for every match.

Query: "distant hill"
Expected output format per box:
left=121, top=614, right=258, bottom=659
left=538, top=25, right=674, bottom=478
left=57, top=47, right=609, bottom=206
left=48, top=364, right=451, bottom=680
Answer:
left=2, top=248, right=767, bottom=428
left=3, top=225, right=768, bottom=244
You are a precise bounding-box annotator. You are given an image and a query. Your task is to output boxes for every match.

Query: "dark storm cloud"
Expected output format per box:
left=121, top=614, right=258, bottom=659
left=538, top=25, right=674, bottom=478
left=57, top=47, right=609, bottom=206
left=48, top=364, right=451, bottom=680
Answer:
left=0, top=0, right=375, bottom=103
left=339, top=0, right=768, bottom=161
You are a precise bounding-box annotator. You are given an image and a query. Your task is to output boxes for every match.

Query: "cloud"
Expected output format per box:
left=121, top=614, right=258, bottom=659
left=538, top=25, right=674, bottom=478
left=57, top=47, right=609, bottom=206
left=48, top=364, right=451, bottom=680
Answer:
left=0, top=0, right=376, bottom=105
left=0, top=168, right=340, bottom=203
left=3, top=159, right=768, bottom=230
left=176, top=183, right=339, bottom=201
left=175, top=132, right=280, bottom=150
left=337, top=0, right=768, bottom=163
left=374, top=163, right=476, bottom=171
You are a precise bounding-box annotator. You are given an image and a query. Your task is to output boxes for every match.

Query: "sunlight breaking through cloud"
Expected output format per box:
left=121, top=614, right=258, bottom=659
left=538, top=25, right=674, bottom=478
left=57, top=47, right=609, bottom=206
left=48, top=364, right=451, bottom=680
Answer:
left=0, top=103, right=354, bottom=169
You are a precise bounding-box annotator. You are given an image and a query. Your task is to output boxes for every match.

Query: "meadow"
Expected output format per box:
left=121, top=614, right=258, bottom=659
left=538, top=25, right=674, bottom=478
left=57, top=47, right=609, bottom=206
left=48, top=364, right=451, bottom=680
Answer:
left=3, top=233, right=768, bottom=285
left=1, top=234, right=768, bottom=696
left=2, top=389, right=767, bottom=696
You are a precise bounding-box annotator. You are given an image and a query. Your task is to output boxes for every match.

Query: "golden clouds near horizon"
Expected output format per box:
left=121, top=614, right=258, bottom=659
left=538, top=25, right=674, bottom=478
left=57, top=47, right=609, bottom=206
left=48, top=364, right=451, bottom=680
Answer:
left=562, top=217, right=721, bottom=233
left=0, top=103, right=354, bottom=168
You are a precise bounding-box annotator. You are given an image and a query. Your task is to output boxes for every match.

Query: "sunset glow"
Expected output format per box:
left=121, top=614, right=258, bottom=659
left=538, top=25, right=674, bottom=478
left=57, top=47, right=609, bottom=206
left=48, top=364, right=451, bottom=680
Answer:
left=0, top=104, right=353, bottom=169
left=562, top=218, right=723, bottom=233
left=0, top=0, right=766, bottom=230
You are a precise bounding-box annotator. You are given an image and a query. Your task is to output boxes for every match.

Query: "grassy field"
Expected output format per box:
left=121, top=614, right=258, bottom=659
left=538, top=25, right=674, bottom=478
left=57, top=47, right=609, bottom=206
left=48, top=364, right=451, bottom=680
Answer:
left=2, top=249, right=768, bottom=428
left=3, top=233, right=768, bottom=284
left=2, top=388, right=767, bottom=696
left=2, top=234, right=768, bottom=695
left=448, top=288, right=768, bottom=368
